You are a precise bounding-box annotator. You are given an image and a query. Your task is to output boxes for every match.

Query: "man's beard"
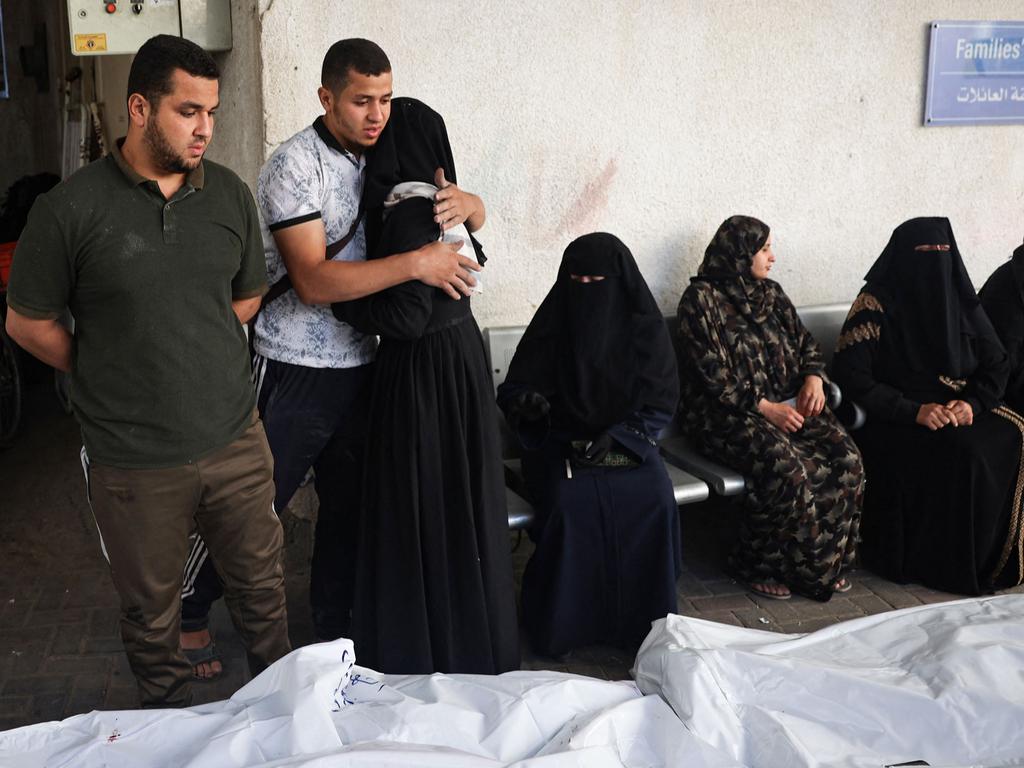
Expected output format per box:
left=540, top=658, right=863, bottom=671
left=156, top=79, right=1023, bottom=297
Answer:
left=143, top=118, right=203, bottom=174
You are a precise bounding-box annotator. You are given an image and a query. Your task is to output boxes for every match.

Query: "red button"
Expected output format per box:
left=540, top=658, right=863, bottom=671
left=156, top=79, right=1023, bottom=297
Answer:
left=105, top=2, right=116, bottom=13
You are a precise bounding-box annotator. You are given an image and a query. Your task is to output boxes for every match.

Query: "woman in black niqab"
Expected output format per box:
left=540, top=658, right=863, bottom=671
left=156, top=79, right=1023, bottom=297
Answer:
left=860, top=217, right=990, bottom=395
left=497, top=233, right=682, bottom=657
left=833, top=217, right=1024, bottom=594
left=332, top=97, right=519, bottom=675
left=504, top=232, right=678, bottom=437
left=980, top=235, right=1024, bottom=412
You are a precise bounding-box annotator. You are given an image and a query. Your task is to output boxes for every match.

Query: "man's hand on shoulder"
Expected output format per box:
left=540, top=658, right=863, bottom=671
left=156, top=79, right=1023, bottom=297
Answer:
left=433, top=168, right=486, bottom=233
left=406, top=239, right=481, bottom=300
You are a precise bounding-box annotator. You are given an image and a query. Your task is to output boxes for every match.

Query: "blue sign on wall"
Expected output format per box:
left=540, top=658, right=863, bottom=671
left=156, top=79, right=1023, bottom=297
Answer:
left=925, top=20, right=1024, bottom=126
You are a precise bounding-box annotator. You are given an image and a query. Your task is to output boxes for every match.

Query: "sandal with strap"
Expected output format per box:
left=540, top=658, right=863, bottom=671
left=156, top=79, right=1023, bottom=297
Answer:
left=183, top=638, right=223, bottom=682
left=748, top=581, right=792, bottom=601
left=833, top=577, right=853, bottom=594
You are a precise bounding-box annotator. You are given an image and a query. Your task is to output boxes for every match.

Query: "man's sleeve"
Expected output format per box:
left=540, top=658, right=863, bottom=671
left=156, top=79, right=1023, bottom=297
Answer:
left=257, top=144, right=323, bottom=231
left=5, top=195, right=72, bottom=320
left=231, top=184, right=269, bottom=300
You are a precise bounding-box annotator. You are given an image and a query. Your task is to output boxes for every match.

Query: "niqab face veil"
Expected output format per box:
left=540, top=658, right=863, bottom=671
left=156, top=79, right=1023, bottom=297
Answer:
left=694, top=215, right=777, bottom=324
left=504, top=233, right=678, bottom=436
left=863, top=216, right=987, bottom=379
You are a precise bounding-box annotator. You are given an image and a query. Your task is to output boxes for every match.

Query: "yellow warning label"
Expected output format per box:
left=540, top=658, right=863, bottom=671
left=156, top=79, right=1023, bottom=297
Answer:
left=74, top=34, right=108, bottom=53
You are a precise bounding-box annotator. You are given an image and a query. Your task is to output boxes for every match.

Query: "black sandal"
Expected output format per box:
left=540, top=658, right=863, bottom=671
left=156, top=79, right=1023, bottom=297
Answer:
left=183, top=638, right=223, bottom=682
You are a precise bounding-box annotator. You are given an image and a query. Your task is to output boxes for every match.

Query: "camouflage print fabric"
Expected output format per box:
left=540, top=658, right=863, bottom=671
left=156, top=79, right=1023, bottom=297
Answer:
left=676, top=279, right=864, bottom=601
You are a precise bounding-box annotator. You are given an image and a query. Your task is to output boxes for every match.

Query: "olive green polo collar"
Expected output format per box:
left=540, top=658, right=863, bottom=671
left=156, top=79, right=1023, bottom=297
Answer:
left=111, top=137, right=206, bottom=191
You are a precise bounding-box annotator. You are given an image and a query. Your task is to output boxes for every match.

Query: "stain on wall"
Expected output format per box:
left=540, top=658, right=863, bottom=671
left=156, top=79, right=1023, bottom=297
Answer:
left=253, top=0, right=1024, bottom=328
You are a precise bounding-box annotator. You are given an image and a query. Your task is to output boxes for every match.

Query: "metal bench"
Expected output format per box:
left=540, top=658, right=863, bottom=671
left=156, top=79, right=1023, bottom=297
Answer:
left=658, top=302, right=854, bottom=498
left=482, top=326, right=710, bottom=526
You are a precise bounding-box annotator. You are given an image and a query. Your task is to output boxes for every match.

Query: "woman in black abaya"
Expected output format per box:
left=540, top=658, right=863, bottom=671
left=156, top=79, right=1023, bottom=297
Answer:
left=332, top=98, right=518, bottom=674
left=979, top=237, right=1024, bottom=413
left=833, top=217, right=1024, bottom=594
left=497, top=233, right=681, bottom=657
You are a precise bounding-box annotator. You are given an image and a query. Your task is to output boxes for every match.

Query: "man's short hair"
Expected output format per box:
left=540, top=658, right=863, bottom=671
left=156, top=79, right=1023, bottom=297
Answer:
left=127, top=34, right=219, bottom=108
left=321, top=38, right=391, bottom=93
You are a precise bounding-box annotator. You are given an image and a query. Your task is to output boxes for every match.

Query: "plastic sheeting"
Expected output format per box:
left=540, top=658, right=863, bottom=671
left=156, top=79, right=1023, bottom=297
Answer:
left=5, top=596, right=1024, bottom=767
left=0, top=639, right=736, bottom=767
left=634, top=595, right=1024, bottom=768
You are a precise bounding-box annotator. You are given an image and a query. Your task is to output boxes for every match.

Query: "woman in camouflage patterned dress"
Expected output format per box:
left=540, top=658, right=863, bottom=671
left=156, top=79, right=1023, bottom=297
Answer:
left=833, top=217, right=1024, bottom=595
left=676, top=215, right=863, bottom=601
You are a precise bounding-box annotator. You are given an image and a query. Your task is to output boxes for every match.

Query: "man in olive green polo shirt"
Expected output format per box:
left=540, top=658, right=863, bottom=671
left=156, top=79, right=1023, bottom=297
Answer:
left=5, top=35, right=290, bottom=708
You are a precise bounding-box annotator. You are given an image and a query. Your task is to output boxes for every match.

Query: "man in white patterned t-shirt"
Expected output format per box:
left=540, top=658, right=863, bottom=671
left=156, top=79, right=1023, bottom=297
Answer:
left=180, top=39, right=486, bottom=676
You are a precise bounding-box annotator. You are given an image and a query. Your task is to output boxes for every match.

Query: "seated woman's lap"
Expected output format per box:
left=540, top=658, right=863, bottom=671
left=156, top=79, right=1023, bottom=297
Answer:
left=856, top=409, right=1022, bottom=590
left=702, top=409, right=860, bottom=503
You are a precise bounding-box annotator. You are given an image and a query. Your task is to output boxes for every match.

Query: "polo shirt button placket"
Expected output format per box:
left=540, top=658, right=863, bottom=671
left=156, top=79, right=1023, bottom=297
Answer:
left=163, top=202, right=175, bottom=244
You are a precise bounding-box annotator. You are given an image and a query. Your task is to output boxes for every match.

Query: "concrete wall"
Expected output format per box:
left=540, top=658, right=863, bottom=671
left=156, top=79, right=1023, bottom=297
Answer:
left=204, top=0, right=263, bottom=190
left=257, top=0, right=1024, bottom=327
left=0, top=0, right=68, bottom=195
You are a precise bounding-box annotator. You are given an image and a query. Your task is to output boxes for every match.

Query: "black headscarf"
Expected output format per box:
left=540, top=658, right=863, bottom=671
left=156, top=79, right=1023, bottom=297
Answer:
left=364, top=97, right=456, bottom=211
left=1011, top=239, right=1024, bottom=307
left=363, top=96, right=485, bottom=265
left=863, top=217, right=988, bottom=380
left=503, top=233, right=679, bottom=436
left=692, top=215, right=778, bottom=324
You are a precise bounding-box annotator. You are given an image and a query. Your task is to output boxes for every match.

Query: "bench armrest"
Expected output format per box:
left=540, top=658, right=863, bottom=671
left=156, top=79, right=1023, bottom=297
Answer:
left=827, top=381, right=842, bottom=410
left=659, top=435, right=747, bottom=496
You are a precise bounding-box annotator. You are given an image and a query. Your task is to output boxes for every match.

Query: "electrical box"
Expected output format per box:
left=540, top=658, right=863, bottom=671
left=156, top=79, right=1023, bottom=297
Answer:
left=67, top=0, right=231, bottom=56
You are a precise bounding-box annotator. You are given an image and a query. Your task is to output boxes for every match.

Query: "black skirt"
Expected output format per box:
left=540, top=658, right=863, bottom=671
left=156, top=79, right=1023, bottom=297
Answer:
left=350, top=314, right=520, bottom=674
left=854, top=407, right=1024, bottom=595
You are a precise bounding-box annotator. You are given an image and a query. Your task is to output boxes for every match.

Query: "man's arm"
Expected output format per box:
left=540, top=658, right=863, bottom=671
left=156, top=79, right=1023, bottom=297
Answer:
left=5, top=308, right=72, bottom=373
left=232, top=296, right=262, bottom=324
left=275, top=219, right=480, bottom=305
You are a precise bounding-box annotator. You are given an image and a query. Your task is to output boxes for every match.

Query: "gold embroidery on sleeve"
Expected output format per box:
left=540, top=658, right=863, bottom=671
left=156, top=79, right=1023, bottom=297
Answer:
left=939, top=376, right=967, bottom=392
left=990, top=405, right=1024, bottom=586
left=836, top=322, right=881, bottom=352
left=848, top=293, right=883, bottom=317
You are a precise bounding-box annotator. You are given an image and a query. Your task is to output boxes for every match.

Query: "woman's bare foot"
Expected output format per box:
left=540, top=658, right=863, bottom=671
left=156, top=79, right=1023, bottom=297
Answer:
left=181, top=628, right=223, bottom=680
left=833, top=577, right=853, bottom=593
left=749, top=581, right=792, bottom=600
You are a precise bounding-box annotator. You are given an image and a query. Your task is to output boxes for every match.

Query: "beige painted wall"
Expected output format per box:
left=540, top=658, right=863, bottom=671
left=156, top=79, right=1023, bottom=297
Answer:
left=204, top=0, right=263, bottom=189
left=95, top=54, right=131, bottom=144
left=257, top=0, right=1024, bottom=328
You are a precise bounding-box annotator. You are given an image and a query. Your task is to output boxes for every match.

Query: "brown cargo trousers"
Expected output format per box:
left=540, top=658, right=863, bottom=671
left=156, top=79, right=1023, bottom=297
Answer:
left=84, top=417, right=291, bottom=707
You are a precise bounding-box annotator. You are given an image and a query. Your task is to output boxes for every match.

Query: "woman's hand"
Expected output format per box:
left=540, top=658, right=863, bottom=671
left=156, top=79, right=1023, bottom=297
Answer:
left=916, top=402, right=956, bottom=430
left=945, top=399, right=974, bottom=426
left=512, top=390, right=550, bottom=422
left=796, top=375, right=826, bottom=417
left=758, top=399, right=805, bottom=433
left=433, top=168, right=486, bottom=232
left=576, top=432, right=615, bottom=466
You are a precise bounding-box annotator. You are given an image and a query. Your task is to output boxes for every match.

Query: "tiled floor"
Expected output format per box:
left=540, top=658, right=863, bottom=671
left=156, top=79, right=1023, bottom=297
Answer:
left=1, top=376, right=1019, bottom=730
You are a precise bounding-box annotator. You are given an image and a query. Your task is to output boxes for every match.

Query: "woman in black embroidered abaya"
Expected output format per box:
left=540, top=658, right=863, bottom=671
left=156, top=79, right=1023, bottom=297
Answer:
left=833, top=217, right=1024, bottom=595
left=497, top=233, right=682, bottom=656
left=676, top=216, right=863, bottom=601
left=980, top=237, right=1024, bottom=414
left=332, top=98, right=518, bottom=674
